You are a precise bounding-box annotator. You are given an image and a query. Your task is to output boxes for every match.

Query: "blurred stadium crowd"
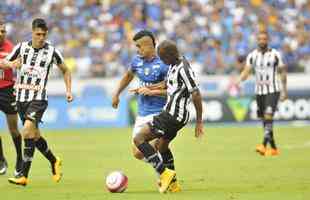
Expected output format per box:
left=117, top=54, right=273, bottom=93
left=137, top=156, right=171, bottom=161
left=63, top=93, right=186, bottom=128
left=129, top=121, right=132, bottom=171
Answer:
left=0, top=0, right=309, bottom=78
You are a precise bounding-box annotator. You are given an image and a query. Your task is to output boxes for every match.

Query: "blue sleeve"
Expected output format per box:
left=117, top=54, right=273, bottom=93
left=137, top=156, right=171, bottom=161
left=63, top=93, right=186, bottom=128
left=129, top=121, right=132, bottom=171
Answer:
left=129, top=56, right=138, bottom=73
left=160, top=63, right=169, bottom=80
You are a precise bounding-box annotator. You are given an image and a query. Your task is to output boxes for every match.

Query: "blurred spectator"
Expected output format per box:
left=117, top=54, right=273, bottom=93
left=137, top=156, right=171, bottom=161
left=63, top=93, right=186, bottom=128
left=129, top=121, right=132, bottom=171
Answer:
left=0, top=0, right=308, bottom=78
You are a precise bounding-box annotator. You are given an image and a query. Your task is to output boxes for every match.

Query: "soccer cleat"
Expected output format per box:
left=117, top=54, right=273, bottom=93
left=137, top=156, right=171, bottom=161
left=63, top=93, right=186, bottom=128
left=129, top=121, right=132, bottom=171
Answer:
left=0, top=158, right=8, bottom=175
left=265, top=148, right=280, bottom=156
left=52, top=157, right=62, bottom=182
left=168, top=179, right=181, bottom=193
left=8, top=176, right=28, bottom=186
left=158, top=168, right=176, bottom=193
left=255, top=144, right=266, bottom=156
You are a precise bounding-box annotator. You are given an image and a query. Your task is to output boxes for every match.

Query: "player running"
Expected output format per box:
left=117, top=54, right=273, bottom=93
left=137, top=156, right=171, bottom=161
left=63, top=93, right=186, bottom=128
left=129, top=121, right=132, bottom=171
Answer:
left=0, top=18, right=73, bottom=186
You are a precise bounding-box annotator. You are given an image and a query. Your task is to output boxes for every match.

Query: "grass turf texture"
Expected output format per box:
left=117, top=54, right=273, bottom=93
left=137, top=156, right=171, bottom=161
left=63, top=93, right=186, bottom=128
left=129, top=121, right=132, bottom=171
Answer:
left=0, top=126, right=309, bottom=200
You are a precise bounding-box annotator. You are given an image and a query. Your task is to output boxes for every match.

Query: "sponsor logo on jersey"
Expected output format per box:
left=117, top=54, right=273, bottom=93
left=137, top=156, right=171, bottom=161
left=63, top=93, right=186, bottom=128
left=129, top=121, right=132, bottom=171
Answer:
left=15, top=83, right=41, bottom=91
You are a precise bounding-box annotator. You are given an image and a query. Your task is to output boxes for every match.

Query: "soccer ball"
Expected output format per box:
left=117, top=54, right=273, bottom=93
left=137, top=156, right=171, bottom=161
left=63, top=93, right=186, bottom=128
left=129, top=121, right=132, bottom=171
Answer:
left=106, top=171, right=128, bottom=193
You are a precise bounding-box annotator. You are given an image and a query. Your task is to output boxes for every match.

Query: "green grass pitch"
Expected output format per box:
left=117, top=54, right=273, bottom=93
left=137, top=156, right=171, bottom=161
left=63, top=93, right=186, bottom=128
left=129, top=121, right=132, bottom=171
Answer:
left=0, top=126, right=309, bottom=200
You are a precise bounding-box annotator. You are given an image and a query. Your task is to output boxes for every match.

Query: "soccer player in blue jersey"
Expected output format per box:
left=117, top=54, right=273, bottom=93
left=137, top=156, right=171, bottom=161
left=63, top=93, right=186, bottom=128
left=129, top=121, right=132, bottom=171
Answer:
left=112, top=30, right=168, bottom=161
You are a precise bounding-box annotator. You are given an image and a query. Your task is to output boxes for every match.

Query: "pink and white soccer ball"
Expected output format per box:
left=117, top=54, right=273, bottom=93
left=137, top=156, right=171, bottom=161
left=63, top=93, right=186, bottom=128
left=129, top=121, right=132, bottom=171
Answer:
left=106, top=171, right=128, bottom=193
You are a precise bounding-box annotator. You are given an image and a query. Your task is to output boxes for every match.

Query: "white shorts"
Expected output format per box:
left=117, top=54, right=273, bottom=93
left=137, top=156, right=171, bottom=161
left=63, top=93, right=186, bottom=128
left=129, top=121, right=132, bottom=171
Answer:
left=132, top=113, right=159, bottom=138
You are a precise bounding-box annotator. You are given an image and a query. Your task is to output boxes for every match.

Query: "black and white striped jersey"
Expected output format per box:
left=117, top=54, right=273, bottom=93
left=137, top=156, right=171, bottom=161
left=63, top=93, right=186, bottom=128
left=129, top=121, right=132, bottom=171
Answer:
left=164, top=57, right=199, bottom=124
left=6, top=41, right=64, bottom=102
left=246, top=48, right=284, bottom=95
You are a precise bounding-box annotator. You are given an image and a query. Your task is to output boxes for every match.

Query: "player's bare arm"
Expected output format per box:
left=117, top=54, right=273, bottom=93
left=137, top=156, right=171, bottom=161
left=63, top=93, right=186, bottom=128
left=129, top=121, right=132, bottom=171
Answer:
left=57, top=62, right=73, bottom=102
left=129, top=80, right=167, bottom=96
left=0, top=57, right=21, bottom=69
left=112, top=70, right=134, bottom=108
left=278, top=65, right=288, bottom=101
left=147, top=80, right=167, bottom=90
left=192, top=89, right=204, bottom=138
left=236, top=65, right=251, bottom=85
left=131, top=86, right=167, bottom=97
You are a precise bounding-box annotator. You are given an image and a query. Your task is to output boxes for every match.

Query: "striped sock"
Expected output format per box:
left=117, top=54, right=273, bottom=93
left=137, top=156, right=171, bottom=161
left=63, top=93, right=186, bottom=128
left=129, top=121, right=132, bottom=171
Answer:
left=137, top=142, right=165, bottom=174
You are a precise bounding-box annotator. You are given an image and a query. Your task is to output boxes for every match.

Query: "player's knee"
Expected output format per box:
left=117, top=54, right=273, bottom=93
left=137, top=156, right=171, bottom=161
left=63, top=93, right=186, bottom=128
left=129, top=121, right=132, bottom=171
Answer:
left=133, top=134, right=144, bottom=147
left=22, top=129, right=33, bottom=138
left=34, top=135, right=41, bottom=141
left=22, top=121, right=36, bottom=138
left=132, top=148, right=144, bottom=160
left=149, top=139, right=160, bottom=151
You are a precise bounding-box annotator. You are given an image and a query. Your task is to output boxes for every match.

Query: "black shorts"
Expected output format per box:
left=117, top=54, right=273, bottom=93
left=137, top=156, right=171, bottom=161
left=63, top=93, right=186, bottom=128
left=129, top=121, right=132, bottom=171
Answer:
left=147, top=111, right=185, bottom=141
left=0, top=85, right=17, bottom=114
left=17, top=100, right=48, bottom=127
left=256, top=92, right=280, bottom=118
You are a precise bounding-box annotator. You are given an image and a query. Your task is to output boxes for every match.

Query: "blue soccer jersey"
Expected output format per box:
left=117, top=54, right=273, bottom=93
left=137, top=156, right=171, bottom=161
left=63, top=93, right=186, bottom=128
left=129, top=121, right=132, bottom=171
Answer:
left=130, top=55, right=169, bottom=116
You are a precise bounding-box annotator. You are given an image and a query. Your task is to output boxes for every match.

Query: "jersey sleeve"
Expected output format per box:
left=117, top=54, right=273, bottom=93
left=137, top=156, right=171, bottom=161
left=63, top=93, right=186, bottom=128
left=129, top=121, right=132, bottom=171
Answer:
left=274, top=50, right=285, bottom=68
left=245, top=52, right=253, bottom=68
left=179, top=66, right=199, bottom=93
left=52, top=48, right=64, bottom=65
left=6, top=43, right=21, bottom=61
left=129, top=57, right=138, bottom=73
left=160, top=63, right=169, bottom=80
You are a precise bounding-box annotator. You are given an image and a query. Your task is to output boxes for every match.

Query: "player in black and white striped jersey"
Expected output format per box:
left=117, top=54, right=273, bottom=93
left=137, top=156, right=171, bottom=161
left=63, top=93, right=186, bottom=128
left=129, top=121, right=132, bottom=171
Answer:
left=6, top=40, right=64, bottom=102
left=133, top=40, right=204, bottom=193
left=164, top=56, right=198, bottom=125
left=236, top=30, right=288, bottom=156
left=0, top=18, right=73, bottom=186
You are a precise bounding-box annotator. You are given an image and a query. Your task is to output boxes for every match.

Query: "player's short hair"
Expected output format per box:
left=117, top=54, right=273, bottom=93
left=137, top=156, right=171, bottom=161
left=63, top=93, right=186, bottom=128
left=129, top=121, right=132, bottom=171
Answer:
left=32, top=18, right=48, bottom=31
left=133, top=30, right=156, bottom=47
left=258, top=30, right=268, bottom=37
left=158, top=40, right=179, bottom=58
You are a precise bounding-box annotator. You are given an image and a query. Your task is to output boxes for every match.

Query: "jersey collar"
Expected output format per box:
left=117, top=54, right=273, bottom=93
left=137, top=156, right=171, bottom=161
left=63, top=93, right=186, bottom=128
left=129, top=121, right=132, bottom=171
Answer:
left=28, top=41, right=49, bottom=50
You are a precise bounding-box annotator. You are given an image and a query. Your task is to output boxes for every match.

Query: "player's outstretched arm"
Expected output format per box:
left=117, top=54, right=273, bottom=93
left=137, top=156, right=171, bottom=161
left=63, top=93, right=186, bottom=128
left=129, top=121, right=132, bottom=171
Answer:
left=57, top=63, right=73, bottom=102
left=129, top=81, right=167, bottom=96
left=192, top=89, right=204, bottom=138
left=112, top=70, right=134, bottom=108
left=130, top=87, right=167, bottom=97
left=147, top=81, right=167, bottom=90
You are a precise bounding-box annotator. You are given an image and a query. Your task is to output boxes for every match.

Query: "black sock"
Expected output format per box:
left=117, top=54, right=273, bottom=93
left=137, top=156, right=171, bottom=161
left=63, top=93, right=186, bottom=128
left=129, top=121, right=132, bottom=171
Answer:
left=35, top=137, right=56, bottom=164
left=264, top=119, right=274, bottom=148
left=137, top=142, right=165, bottom=174
left=269, top=131, right=277, bottom=149
left=161, top=149, right=175, bottom=170
left=161, top=149, right=177, bottom=182
left=12, top=135, right=23, bottom=164
left=23, top=139, right=35, bottom=178
left=0, top=138, right=4, bottom=161
left=262, top=121, right=268, bottom=146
